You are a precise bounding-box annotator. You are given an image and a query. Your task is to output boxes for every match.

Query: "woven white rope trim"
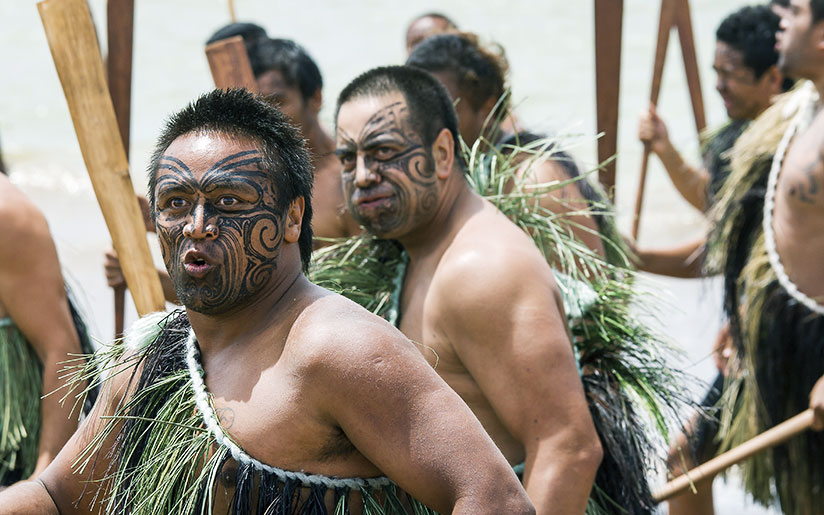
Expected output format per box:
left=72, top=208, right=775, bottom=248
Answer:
left=184, top=328, right=392, bottom=490
left=762, top=83, right=824, bottom=315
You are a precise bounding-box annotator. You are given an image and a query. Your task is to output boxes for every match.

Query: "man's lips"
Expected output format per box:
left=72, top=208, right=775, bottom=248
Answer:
left=182, top=249, right=215, bottom=278
left=355, top=192, right=394, bottom=209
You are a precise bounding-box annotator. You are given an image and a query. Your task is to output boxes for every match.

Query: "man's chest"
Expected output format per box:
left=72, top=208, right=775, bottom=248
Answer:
left=779, top=115, right=824, bottom=214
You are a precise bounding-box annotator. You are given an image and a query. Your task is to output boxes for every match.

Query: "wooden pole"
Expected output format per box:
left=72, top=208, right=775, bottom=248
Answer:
left=39, top=0, right=165, bottom=316
left=593, top=0, right=624, bottom=198
left=106, top=0, right=135, bottom=337
left=653, top=409, right=815, bottom=503
left=674, top=0, right=706, bottom=133
left=205, top=36, right=258, bottom=92
left=228, top=0, right=237, bottom=22
left=632, top=0, right=677, bottom=239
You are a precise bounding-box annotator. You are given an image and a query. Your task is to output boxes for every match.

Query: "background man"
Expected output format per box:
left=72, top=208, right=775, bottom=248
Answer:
left=0, top=89, right=533, bottom=514
left=0, top=172, right=90, bottom=486
left=407, top=33, right=607, bottom=258
left=405, top=12, right=458, bottom=55
left=335, top=66, right=603, bottom=513
left=693, top=1, right=824, bottom=513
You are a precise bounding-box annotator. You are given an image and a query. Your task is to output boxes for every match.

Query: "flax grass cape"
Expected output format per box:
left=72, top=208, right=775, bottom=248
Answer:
left=310, top=135, right=690, bottom=515
left=0, top=294, right=94, bottom=485
left=707, top=82, right=824, bottom=514
left=64, top=309, right=438, bottom=515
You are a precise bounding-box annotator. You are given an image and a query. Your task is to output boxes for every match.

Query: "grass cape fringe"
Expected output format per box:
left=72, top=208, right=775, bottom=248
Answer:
left=310, top=133, right=690, bottom=515
left=0, top=292, right=94, bottom=486
left=63, top=311, right=437, bottom=515
left=708, top=81, right=824, bottom=514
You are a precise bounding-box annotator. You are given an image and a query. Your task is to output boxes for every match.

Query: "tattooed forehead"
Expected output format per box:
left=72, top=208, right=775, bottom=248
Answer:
left=155, top=150, right=270, bottom=190
left=339, top=100, right=421, bottom=147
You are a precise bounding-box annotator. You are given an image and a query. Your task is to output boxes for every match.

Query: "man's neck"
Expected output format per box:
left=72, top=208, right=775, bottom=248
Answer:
left=187, top=266, right=306, bottom=355
left=399, top=177, right=477, bottom=263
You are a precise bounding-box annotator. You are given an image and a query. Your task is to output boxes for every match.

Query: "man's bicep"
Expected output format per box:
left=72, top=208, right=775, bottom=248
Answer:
left=320, top=337, right=512, bottom=512
left=446, top=275, right=589, bottom=444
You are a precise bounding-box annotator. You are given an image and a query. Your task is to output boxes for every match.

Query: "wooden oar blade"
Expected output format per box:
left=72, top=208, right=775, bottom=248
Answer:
left=593, top=0, right=624, bottom=197
left=205, top=36, right=258, bottom=92
left=38, top=0, right=165, bottom=315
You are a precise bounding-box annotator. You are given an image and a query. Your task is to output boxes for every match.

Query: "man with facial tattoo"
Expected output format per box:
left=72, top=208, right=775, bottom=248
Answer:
left=333, top=66, right=602, bottom=514
left=0, top=90, right=533, bottom=515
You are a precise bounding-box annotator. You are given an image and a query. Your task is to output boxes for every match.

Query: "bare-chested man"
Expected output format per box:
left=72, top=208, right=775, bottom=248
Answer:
left=0, top=172, right=89, bottom=486
left=690, top=1, right=824, bottom=513
left=334, top=66, right=602, bottom=514
left=0, top=90, right=532, bottom=514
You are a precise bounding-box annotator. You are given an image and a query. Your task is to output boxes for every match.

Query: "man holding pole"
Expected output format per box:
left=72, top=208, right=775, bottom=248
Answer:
left=672, top=1, right=824, bottom=513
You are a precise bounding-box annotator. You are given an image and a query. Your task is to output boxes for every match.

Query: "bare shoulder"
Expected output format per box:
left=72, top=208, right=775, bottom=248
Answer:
left=0, top=177, right=51, bottom=258
left=435, top=202, right=558, bottom=304
left=286, top=288, right=424, bottom=376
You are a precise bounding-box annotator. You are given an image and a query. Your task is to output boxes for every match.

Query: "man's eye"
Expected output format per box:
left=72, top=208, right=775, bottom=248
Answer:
left=338, top=152, right=355, bottom=169
left=218, top=196, right=239, bottom=207
left=168, top=198, right=188, bottom=209
left=375, top=147, right=396, bottom=160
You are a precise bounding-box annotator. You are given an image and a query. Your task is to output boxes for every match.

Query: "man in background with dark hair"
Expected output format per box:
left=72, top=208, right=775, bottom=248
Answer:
left=407, top=33, right=607, bottom=258
left=335, top=65, right=602, bottom=514
left=404, top=12, right=458, bottom=55
left=638, top=4, right=787, bottom=214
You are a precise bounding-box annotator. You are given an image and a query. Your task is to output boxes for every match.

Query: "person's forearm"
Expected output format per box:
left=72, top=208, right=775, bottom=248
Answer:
left=0, top=480, right=59, bottom=514
left=33, top=360, right=80, bottom=478
left=635, top=236, right=706, bottom=278
left=451, top=489, right=535, bottom=515
left=654, top=142, right=710, bottom=211
left=523, top=442, right=601, bottom=514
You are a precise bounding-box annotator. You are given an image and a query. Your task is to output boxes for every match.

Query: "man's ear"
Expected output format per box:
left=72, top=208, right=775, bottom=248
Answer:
left=284, top=197, right=305, bottom=244
left=762, top=65, right=784, bottom=96
left=432, top=128, right=456, bottom=179
left=308, top=89, right=323, bottom=115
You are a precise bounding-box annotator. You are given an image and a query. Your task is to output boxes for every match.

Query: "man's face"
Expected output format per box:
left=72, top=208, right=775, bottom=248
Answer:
left=335, top=93, right=438, bottom=239
left=713, top=41, right=773, bottom=120
left=429, top=70, right=486, bottom=146
left=154, top=132, right=283, bottom=314
left=257, top=69, right=310, bottom=129
left=777, top=0, right=817, bottom=79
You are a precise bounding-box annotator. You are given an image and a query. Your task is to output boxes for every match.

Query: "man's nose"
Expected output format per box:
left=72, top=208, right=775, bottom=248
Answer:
left=183, top=201, right=219, bottom=239
left=354, top=155, right=380, bottom=188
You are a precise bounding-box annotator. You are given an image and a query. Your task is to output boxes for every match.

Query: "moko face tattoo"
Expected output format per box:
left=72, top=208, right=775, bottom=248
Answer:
left=335, top=96, right=438, bottom=239
left=154, top=133, right=283, bottom=314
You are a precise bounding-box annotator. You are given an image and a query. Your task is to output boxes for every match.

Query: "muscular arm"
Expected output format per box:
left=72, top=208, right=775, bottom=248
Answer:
left=631, top=234, right=706, bottom=278
left=439, top=244, right=602, bottom=513
left=309, top=314, right=534, bottom=515
left=0, top=198, right=83, bottom=479
left=0, top=348, right=137, bottom=514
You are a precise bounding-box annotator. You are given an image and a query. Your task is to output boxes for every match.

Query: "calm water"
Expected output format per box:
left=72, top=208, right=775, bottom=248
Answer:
left=0, top=1, right=782, bottom=512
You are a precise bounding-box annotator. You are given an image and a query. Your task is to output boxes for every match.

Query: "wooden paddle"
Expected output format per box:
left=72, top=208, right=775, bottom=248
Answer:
left=39, top=0, right=165, bottom=316
left=632, top=0, right=706, bottom=239
left=593, top=0, right=624, bottom=198
left=205, top=36, right=258, bottom=92
left=106, top=0, right=135, bottom=337
left=653, top=408, right=815, bottom=503
left=632, top=0, right=676, bottom=239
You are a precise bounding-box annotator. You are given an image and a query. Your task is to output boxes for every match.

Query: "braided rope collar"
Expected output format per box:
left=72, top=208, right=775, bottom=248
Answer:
left=762, top=82, right=824, bottom=315
left=184, top=327, right=392, bottom=490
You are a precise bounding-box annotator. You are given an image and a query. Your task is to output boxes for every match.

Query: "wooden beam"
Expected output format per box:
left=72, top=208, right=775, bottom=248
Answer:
left=594, top=0, right=624, bottom=198
left=39, top=0, right=165, bottom=315
left=106, top=0, right=135, bottom=336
